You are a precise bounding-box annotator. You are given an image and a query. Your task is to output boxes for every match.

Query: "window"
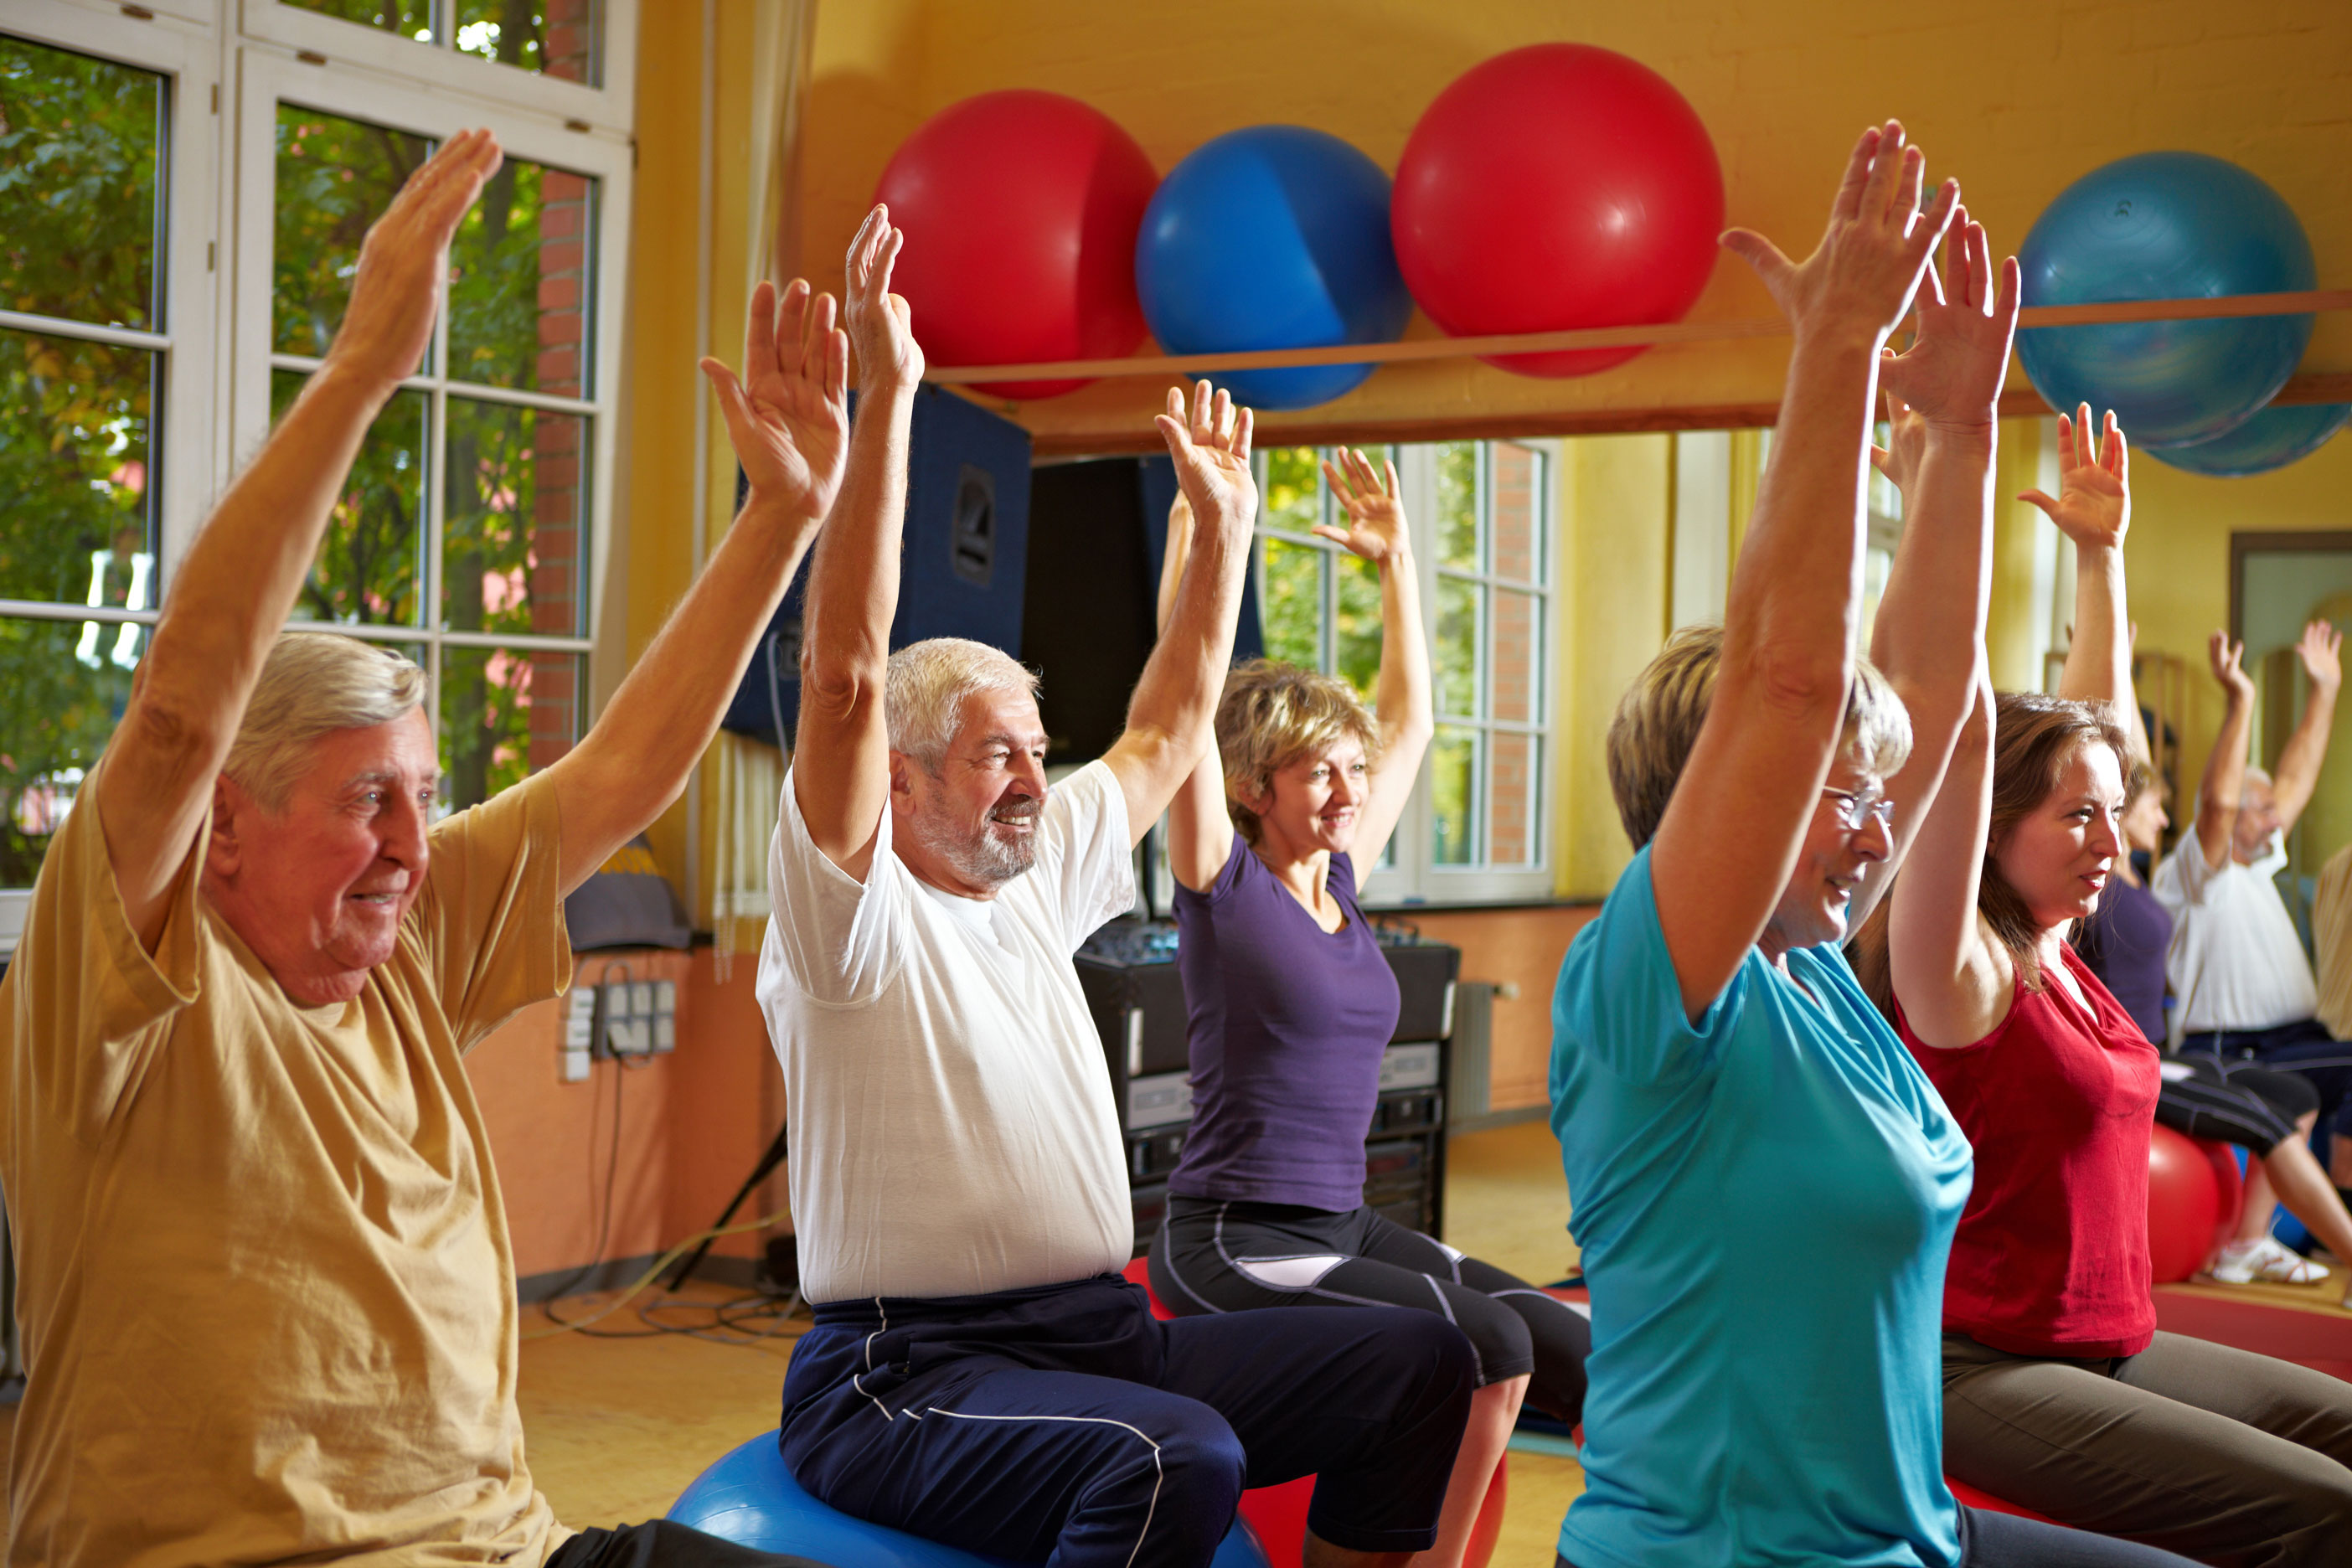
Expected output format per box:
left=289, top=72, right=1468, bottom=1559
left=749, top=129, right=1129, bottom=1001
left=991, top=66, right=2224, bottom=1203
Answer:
left=1253, top=440, right=1558, bottom=905
left=0, top=3, right=633, bottom=952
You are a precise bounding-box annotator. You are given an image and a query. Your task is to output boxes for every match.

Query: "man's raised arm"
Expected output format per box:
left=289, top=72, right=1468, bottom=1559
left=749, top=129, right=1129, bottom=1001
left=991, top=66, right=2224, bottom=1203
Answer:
left=2196, top=632, right=2257, bottom=870
left=2272, top=620, right=2343, bottom=836
left=95, top=132, right=502, bottom=949
left=792, top=207, right=924, bottom=880
left=1102, top=383, right=1258, bottom=847
left=544, top=276, right=849, bottom=895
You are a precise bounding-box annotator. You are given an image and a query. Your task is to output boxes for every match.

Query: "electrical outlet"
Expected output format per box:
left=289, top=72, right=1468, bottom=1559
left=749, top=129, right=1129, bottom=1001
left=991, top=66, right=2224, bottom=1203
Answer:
left=651, top=979, right=678, bottom=1053
left=562, top=989, right=597, bottom=1081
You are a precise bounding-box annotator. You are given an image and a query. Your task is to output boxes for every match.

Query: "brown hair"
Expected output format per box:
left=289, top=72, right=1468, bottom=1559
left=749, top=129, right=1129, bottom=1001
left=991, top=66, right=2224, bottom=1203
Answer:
left=1605, top=624, right=1913, bottom=851
left=1849, top=690, right=2132, bottom=1019
left=1215, top=659, right=1384, bottom=846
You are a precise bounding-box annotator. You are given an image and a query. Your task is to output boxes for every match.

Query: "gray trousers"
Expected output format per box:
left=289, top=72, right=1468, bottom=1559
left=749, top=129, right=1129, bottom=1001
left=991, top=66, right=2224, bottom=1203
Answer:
left=1943, top=1330, right=2352, bottom=1568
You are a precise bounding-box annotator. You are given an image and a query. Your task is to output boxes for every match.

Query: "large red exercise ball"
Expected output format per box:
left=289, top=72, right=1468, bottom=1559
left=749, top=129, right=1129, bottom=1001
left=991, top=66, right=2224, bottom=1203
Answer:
left=2017, top=152, right=2316, bottom=448
left=1136, top=126, right=1412, bottom=410
left=2148, top=401, right=2350, bottom=477
left=1390, top=44, right=1723, bottom=378
left=874, top=90, right=1158, bottom=399
left=2145, top=1123, right=2245, bottom=1284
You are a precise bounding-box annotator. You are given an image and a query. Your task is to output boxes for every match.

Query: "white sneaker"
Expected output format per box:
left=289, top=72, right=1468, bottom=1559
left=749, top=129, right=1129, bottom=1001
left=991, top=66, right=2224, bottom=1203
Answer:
left=2211, top=1236, right=2331, bottom=1286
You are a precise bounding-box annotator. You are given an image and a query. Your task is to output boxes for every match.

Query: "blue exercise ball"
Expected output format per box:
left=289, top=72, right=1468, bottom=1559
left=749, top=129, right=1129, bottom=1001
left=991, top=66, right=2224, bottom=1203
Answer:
left=1137, top=124, right=1412, bottom=410
left=2147, top=401, right=2350, bottom=477
left=2016, top=152, right=2315, bottom=448
left=670, top=1431, right=1272, bottom=1568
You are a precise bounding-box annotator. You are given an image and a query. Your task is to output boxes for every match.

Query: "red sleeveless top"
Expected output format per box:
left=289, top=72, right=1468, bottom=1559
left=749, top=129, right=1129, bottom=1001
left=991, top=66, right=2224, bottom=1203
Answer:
left=1896, top=943, right=2161, bottom=1358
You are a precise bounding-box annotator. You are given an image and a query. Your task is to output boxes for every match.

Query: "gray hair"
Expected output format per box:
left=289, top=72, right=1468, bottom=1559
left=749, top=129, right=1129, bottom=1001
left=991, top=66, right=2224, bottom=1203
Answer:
left=884, top=637, right=1040, bottom=772
left=223, top=632, right=427, bottom=812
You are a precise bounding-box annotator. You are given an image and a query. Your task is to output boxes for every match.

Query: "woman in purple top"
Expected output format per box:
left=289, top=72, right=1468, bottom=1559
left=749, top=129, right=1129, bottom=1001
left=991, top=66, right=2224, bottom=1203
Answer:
left=2080, top=763, right=2352, bottom=1286
left=1144, top=450, right=1586, bottom=1568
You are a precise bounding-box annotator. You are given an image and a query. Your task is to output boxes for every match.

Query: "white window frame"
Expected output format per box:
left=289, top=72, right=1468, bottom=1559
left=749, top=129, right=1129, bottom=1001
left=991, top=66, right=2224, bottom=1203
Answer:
left=0, top=1, right=224, bottom=946
left=1251, top=440, right=1562, bottom=908
left=231, top=49, right=632, bottom=788
left=241, top=0, right=639, bottom=133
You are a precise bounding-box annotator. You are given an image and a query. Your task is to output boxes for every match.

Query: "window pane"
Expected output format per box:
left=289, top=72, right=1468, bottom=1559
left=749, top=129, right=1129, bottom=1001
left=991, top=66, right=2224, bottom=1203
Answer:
left=0, top=332, right=156, bottom=606
left=1489, top=730, right=1536, bottom=867
left=1333, top=553, right=1382, bottom=699
left=1262, top=446, right=1321, bottom=538
left=272, top=371, right=427, bottom=627
left=1435, top=441, right=1478, bottom=573
left=1434, top=575, right=1480, bottom=719
left=443, top=398, right=588, bottom=637
left=1491, top=587, right=1540, bottom=725
left=1261, top=536, right=1323, bottom=670
left=448, top=157, right=596, bottom=393
left=1490, top=441, right=1542, bottom=583
left=454, top=0, right=603, bottom=85
left=281, top=1, right=436, bottom=39
left=1431, top=725, right=1478, bottom=866
left=441, top=646, right=580, bottom=810
left=0, top=616, right=142, bottom=887
left=0, top=38, right=163, bottom=330
left=275, top=107, right=432, bottom=360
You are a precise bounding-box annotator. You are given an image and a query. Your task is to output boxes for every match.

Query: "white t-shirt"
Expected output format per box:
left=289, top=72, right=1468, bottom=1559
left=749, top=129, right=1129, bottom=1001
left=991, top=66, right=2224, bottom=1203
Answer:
left=756, top=761, right=1137, bottom=1302
left=2150, top=832, right=2318, bottom=1039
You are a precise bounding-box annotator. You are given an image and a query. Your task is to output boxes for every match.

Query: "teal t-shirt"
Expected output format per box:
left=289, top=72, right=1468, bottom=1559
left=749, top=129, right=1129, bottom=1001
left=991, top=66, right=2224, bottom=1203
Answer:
left=1550, top=848, right=1972, bottom=1568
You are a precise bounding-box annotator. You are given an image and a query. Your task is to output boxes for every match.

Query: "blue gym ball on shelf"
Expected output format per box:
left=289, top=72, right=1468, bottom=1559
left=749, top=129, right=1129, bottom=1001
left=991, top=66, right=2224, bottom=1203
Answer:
left=1136, top=125, right=1413, bottom=411
left=2017, top=151, right=2316, bottom=449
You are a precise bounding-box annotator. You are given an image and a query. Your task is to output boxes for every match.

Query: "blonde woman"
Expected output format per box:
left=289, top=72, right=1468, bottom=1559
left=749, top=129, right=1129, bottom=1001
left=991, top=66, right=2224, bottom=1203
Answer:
left=1142, top=450, right=1576, bottom=1568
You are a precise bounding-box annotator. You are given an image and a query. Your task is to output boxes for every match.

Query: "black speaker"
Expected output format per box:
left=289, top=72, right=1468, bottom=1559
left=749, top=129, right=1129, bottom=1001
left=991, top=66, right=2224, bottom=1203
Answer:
left=720, top=386, right=1033, bottom=748
left=1022, top=456, right=1265, bottom=766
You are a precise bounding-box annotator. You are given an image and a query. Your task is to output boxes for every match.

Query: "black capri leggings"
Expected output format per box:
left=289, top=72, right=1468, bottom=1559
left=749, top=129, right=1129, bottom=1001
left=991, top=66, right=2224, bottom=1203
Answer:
left=2155, top=1053, right=2319, bottom=1156
left=1149, top=1195, right=1588, bottom=1426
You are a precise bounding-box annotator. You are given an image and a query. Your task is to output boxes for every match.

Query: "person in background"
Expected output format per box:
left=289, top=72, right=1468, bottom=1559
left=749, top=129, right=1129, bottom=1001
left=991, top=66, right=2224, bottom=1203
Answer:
left=756, top=206, right=1474, bottom=1568
left=2154, top=622, right=2349, bottom=1189
left=1146, top=452, right=1588, bottom=1568
left=2081, top=761, right=2352, bottom=1292
left=1865, top=403, right=2352, bottom=1565
left=1552, top=123, right=2184, bottom=1568
left=0, top=132, right=853, bottom=1568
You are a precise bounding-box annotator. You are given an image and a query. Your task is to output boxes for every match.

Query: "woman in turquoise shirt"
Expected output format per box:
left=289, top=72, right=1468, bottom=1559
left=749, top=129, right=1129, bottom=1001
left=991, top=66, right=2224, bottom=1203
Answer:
left=1547, top=124, right=2191, bottom=1568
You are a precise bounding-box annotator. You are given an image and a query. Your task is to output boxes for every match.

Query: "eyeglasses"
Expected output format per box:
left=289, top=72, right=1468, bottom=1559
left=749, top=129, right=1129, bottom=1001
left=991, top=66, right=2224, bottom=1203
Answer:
left=1821, top=784, right=1896, bottom=833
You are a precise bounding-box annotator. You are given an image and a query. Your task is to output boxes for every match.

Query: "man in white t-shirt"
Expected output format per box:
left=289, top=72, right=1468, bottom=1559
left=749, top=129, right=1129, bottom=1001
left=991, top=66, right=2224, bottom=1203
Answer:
left=2155, top=623, right=2349, bottom=1182
left=753, top=209, right=1474, bottom=1568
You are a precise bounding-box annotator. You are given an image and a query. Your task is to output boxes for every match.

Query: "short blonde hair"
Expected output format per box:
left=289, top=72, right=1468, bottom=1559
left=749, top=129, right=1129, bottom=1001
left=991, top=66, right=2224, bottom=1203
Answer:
left=224, top=632, right=427, bottom=812
left=884, top=637, right=1041, bottom=772
left=1606, top=624, right=1912, bottom=850
left=1215, top=659, right=1384, bottom=845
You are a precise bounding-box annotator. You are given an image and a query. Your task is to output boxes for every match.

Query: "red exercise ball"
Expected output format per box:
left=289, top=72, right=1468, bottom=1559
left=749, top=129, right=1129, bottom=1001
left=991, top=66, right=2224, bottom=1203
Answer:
left=874, top=90, right=1158, bottom=399
left=2146, top=1123, right=2246, bottom=1283
left=1390, top=44, right=1724, bottom=378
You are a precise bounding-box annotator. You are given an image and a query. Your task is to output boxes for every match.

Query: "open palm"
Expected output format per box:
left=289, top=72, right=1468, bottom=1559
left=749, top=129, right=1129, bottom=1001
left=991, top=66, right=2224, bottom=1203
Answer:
left=2020, top=405, right=2128, bottom=551
left=2298, top=620, right=2344, bottom=690
left=702, top=276, right=849, bottom=521
left=1313, top=447, right=1408, bottom=565
left=1878, top=209, right=2019, bottom=429
left=1156, top=380, right=1256, bottom=528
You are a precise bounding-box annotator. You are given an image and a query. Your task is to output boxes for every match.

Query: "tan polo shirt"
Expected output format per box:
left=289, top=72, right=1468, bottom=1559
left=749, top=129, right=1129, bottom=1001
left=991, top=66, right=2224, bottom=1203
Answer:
left=0, top=768, right=570, bottom=1566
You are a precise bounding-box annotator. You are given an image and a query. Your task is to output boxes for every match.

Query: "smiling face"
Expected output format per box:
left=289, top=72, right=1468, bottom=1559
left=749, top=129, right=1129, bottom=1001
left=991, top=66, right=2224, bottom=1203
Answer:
left=891, top=685, right=1050, bottom=898
left=1761, top=755, right=1893, bottom=958
left=202, top=706, right=438, bottom=1007
left=1249, top=736, right=1371, bottom=861
left=1990, top=740, right=2127, bottom=930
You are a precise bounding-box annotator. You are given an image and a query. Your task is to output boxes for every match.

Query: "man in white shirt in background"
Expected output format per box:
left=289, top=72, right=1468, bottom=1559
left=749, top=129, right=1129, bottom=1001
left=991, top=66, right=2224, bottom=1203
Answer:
left=752, top=208, right=1474, bottom=1568
left=2157, top=622, right=2349, bottom=1189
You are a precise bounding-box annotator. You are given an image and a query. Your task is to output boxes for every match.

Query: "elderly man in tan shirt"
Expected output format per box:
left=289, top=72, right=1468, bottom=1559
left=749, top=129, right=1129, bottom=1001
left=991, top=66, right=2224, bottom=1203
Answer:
left=0, top=132, right=841, bottom=1567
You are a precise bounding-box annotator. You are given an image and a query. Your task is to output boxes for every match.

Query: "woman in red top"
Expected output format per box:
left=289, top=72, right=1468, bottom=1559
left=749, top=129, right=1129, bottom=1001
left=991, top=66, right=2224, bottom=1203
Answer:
left=1855, top=407, right=2352, bottom=1565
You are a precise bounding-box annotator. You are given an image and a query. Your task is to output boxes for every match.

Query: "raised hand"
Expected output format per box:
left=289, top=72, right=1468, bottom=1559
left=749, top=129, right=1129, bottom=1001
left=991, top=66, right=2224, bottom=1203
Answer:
left=1878, top=209, right=2020, bottom=430
left=700, top=276, right=850, bottom=521
left=2298, top=619, right=2344, bottom=693
left=1720, top=121, right=1958, bottom=348
left=1155, top=380, right=1256, bottom=532
left=844, top=204, right=923, bottom=391
left=2210, top=630, right=2256, bottom=703
left=1869, top=389, right=1929, bottom=498
left=328, top=128, right=503, bottom=393
left=2019, top=404, right=2129, bottom=552
left=1313, top=447, right=1408, bottom=565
